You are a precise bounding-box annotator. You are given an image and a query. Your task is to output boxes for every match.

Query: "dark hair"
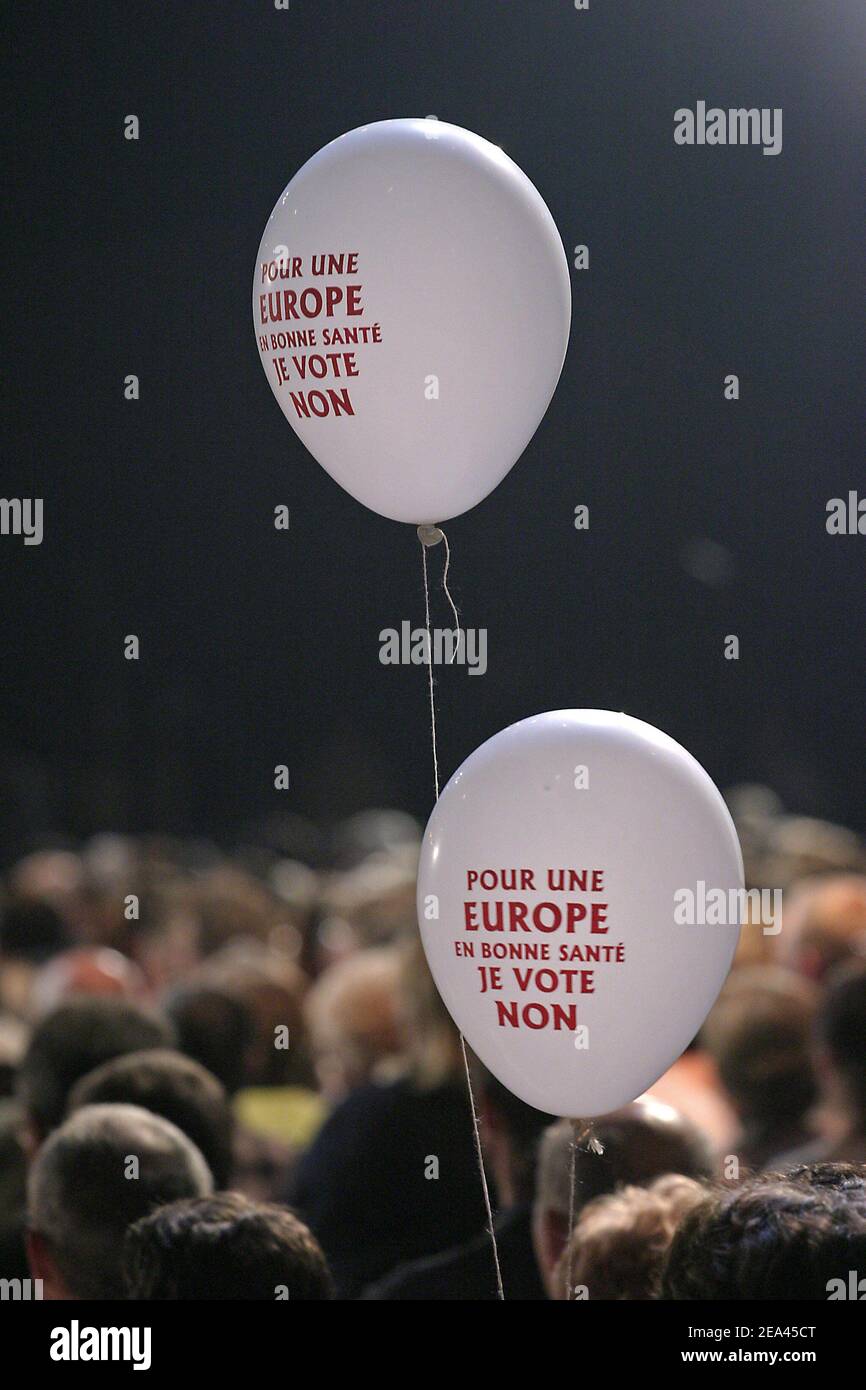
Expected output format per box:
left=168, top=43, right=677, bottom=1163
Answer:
left=783, top=1161, right=866, bottom=1194
left=17, top=998, right=175, bottom=1139
left=68, top=1049, right=234, bottom=1189
left=164, top=986, right=254, bottom=1095
left=818, top=965, right=866, bottom=1114
left=662, top=1181, right=866, bottom=1300
left=702, top=976, right=817, bottom=1122
left=124, top=1193, right=334, bottom=1300
left=0, top=901, right=66, bottom=962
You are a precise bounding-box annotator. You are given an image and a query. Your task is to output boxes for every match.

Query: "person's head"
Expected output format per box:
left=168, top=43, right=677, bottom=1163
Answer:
left=30, top=947, right=145, bottom=1016
left=188, top=866, right=286, bottom=955
left=226, top=969, right=309, bottom=1088
left=193, top=947, right=312, bottom=1089
left=532, top=1098, right=713, bottom=1296
left=27, top=1103, right=213, bottom=1299
left=16, top=998, right=174, bottom=1149
left=68, top=1050, right=234, bottom=1189
left=814, top=965, right=866, bottom=1127
left=123, top=1193, right=333, bottom=1300
left=700, top=966, right=818, bottom=1130
left=779, top=874, right=866, bottom=982
left=164, top=985, right=254, bottom=1095
left=0, top=899, right=66, bottom=964
left=9, top=851, right=85, bottom=926
left=661, top=1180, right=866, bottom=1300
left=305, top=946, right=404, bottom=1102
left=554, top=1174, right=706, bottom=1300
left=0, top=902, right=67, bottom=1018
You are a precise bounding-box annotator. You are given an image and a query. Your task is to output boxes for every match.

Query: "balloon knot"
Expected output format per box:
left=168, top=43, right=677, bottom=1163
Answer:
left=417, top=525, right=444, bottom=547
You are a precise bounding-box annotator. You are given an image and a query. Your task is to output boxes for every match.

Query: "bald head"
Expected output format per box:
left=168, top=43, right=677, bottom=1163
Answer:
left=537, top=1099, right=712, bottom=1217
left=532, top=1099, right=712, bottom=1296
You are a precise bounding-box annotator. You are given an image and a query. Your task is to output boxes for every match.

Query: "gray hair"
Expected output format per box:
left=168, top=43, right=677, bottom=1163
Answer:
left=28, top=1102, right=213, bottom=1298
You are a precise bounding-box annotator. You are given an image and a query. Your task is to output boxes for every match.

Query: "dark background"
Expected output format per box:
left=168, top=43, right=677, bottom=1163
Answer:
left=3, top=0, right=864, bottom=861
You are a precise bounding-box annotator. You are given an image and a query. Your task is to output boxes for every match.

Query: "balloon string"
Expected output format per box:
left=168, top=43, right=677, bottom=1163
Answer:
left=421, top=542, right=440, bottom=799
left=440, top=530, right=462, bottom=659
left=567, top=1120, right=578, bottom=1300
left=419, top=530, right=504, bottom=1302
left=565, top=1119, right=605, bottom=1299
left=458, top=1035, right=505, bottom=1301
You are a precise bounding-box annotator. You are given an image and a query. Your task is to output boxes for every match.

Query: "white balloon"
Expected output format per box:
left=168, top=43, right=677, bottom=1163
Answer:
left=417, top=711, right=743, bottom=1116
left=253, top=119, right=571, bottom=524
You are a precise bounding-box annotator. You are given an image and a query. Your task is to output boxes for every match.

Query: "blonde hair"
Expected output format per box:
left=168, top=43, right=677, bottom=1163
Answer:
left=305, top=946, right=404, bottom=1093
left=556, top=1174, right=706, bottom=1300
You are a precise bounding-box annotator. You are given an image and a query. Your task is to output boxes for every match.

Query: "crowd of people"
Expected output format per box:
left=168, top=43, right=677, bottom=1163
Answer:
left=0, top=791, right=865, bottom=1300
